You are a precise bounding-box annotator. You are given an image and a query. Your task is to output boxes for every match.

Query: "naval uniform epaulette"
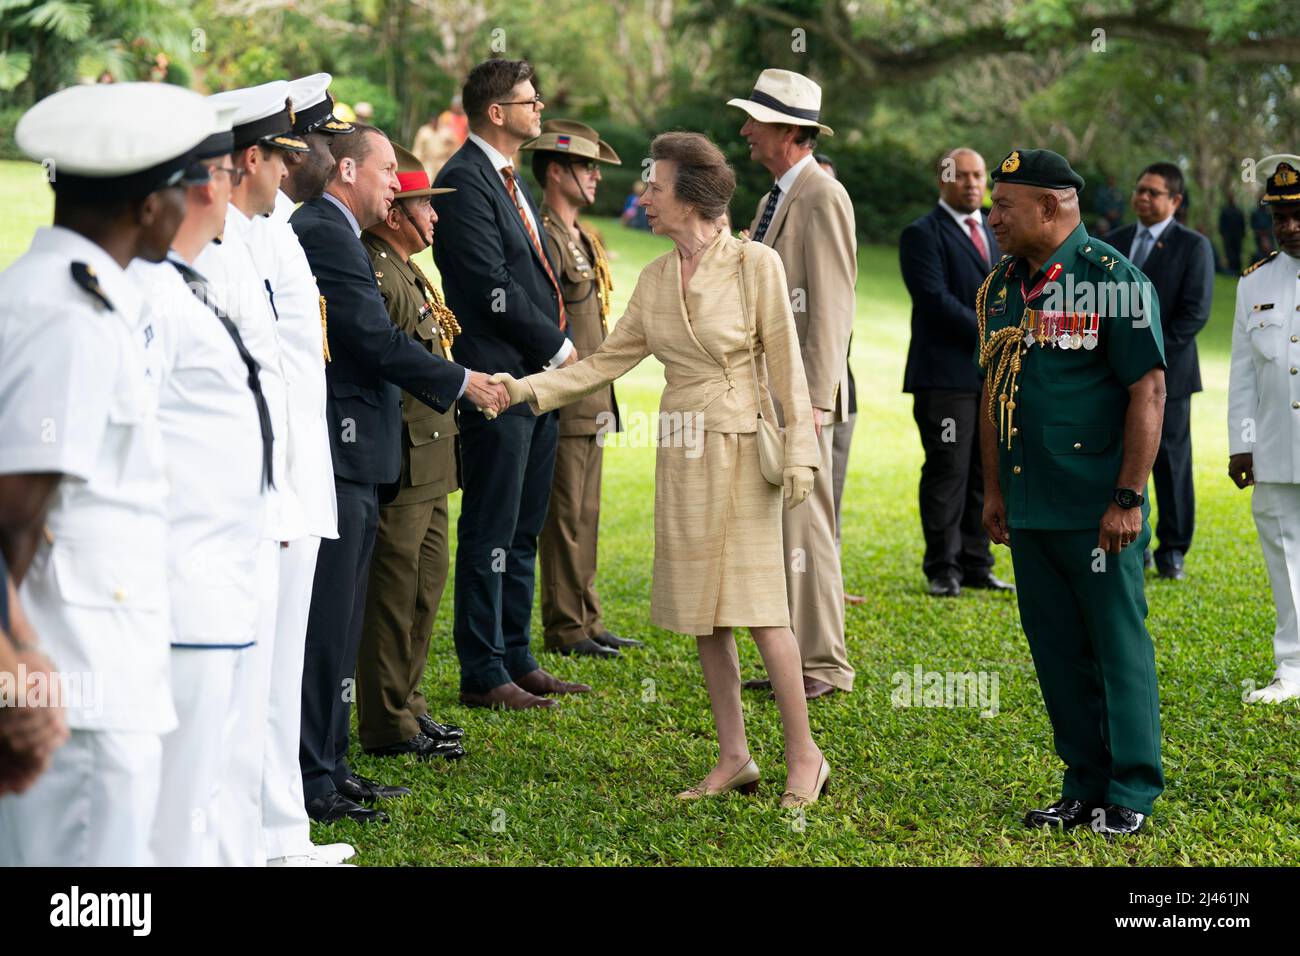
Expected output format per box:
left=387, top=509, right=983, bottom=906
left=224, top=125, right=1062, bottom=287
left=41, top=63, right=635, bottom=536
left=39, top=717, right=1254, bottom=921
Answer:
left=1243, top=250, right=1279, bottom=277
left=70, top=262, right=114, bottom=312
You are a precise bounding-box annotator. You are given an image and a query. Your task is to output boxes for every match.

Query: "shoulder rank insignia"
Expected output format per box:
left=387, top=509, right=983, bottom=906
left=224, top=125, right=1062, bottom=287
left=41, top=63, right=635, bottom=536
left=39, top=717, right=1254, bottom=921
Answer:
left=1243, top=251, right=1278, bottom=277
left=70, top=262, right=113, bottom=312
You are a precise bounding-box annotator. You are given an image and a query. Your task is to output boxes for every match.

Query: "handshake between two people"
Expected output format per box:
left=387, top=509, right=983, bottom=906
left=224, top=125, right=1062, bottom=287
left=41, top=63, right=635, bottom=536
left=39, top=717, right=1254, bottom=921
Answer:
left=464, top=349, right=577, bottom=421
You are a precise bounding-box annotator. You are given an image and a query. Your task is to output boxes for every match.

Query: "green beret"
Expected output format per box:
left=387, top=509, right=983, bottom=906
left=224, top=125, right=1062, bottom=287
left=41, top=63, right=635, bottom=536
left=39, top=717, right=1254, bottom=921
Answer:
left=990, top=148, right=1085, bottom=192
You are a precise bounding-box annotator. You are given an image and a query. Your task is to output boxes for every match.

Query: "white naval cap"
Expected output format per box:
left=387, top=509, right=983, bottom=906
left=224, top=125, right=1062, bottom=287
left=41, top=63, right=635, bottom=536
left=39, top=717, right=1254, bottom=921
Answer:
left=16, top=81, right=217, bottom=196
left=194, top=102, right=242, bottom=160
left=288, top=72, right=356, bottom=136
left=208, top=80, right=310, bottom=154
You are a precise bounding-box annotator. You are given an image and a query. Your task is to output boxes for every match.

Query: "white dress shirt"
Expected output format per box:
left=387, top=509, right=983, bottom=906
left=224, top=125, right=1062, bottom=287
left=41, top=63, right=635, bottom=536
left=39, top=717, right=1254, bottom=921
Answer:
left=468, top=132, right=573, bottom=368
left=1228, top=251, right=1300, bottom=482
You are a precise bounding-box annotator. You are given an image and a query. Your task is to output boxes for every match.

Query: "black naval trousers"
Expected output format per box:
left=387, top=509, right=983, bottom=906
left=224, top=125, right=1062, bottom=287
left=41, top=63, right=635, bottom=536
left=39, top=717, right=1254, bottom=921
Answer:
left=1151, top=395, right=1194, bottom=565
left=453, top=410, right=558, bottom=694
left=912, top=388, right=995, bottom=581
left=300, top=476, right=380, bottom=802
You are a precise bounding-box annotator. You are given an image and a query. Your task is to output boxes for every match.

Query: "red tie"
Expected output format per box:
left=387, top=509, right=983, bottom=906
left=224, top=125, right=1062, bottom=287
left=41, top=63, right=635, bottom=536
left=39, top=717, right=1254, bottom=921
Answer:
left=502, top=165, right=566, bottom=330
left=965, top=216, right=989, bottom=266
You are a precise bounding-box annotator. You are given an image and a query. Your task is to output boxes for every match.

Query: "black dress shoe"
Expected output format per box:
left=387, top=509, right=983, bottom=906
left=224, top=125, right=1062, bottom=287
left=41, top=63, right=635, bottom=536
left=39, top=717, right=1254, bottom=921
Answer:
left=551, top=638, right=619, bottom=658
left=306, top=791, right=388, bottom=824
left=1023, top=798, right=1095, bottom=830
left=962, top=571, right=1015, bottom=591
left=1094, top=804, right=1146, bottom=835
left=364, top=733, right=466, bottom=760
left=592, top=630, right=644, bottom=649
left=927, top=575, right=961, bottom=597
left=1156, top=551, right=1186, bottom=581
left=416, top=713, right=465, bottom=742
left=337, top=773, right=411, bottom=805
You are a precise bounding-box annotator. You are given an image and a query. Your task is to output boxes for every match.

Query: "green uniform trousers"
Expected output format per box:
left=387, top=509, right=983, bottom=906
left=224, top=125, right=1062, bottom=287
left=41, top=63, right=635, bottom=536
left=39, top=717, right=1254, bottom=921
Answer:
left=357, top=494, right=450, bottom=749
left=1009, top=521, right=1164, bottom=815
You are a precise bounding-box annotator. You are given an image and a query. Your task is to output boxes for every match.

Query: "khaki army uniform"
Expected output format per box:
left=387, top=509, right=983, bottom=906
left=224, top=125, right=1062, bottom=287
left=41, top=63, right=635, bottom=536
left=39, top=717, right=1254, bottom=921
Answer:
left=537, top=205, right=621, bottom=649
left=356, top=232, right=461, bottom=747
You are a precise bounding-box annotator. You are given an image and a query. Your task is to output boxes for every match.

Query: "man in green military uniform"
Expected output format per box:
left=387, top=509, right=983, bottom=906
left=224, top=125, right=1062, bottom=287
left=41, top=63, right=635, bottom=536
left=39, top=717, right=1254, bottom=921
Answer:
left=523, top=119, right=642, bottom=658
left=977, top=148, right=1167, bottom=835
left=356, top=143, right=468, bottom=758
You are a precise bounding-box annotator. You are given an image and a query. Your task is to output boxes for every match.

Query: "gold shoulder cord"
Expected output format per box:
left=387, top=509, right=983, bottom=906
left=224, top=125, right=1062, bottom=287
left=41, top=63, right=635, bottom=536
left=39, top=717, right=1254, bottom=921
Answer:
left=319, top=294, right=331, bottom=363
left=408, top=258, right=462, bottom=356
left=975, top=263, right=1023, bottom=449
left=586, top=226, right=615, bottom=328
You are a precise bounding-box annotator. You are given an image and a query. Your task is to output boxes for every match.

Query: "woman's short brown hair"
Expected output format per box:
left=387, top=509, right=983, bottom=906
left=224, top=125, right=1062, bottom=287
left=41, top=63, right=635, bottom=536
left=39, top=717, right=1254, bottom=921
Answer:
left=649, top=132, right=735, bottom=221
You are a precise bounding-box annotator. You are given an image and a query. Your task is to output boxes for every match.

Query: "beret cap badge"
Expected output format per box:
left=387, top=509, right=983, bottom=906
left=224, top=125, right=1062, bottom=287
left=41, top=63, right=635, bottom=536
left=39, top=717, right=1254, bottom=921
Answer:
left=1001, top=151, right=1021, bottom=174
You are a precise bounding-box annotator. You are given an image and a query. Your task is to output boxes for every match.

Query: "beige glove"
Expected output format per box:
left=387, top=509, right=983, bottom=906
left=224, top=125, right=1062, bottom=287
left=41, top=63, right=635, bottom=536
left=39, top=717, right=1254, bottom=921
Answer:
left=783, top=466, right=814, bottom=509
left=487, top=372, right=534, bottom=407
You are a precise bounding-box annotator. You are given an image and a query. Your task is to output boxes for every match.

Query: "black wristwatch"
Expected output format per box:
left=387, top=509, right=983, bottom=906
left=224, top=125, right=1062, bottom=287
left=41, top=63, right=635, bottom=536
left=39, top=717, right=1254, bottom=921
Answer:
left=1113, top=488, right=1144, bottom=509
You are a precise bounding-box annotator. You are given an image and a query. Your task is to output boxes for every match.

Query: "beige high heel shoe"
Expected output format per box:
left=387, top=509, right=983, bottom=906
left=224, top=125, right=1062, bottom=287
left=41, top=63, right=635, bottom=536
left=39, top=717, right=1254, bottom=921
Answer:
left=780, top=757, right=830, bottom=809
left=678, top=758, right=761, bottom=800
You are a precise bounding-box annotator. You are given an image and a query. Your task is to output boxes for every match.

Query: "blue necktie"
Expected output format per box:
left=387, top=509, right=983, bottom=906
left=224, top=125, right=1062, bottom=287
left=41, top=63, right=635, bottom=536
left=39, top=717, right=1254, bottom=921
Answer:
left=1132, top=228, right=1153, bottom=269
left=752, top=183, right=781, bottom=242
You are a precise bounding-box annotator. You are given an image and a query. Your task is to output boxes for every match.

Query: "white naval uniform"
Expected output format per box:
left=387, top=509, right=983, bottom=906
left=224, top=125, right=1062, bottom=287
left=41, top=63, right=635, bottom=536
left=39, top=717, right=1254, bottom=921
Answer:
left=129, top=255, right=268, bottom=867
left=0, top=227, right=173, bottom=866
left=245, top=189, right=339, bottom=860
left=196, top=203, right=303, bottom=865
left=1228, top=249, right=1300, bottom=685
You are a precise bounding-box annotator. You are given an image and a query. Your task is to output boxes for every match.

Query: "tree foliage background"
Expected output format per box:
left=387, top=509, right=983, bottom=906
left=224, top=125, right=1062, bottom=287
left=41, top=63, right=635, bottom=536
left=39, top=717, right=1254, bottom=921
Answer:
left=2, top=0, right=1298, bottom=245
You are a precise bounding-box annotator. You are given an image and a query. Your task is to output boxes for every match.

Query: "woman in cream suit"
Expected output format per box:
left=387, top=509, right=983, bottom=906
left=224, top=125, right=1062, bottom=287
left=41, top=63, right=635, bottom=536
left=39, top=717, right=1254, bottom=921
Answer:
left=493, top=132, right=830, bottom=807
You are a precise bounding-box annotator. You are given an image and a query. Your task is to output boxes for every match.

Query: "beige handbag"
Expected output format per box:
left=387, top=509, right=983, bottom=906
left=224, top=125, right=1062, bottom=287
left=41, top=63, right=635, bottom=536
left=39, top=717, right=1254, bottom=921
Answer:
left=737, top=241, right=786, bottom=487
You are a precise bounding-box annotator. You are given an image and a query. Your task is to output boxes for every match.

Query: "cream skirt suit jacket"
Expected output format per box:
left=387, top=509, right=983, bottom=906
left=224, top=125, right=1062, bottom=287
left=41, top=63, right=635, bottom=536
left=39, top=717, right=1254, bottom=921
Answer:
left=522, top=231, right=817, bottom=635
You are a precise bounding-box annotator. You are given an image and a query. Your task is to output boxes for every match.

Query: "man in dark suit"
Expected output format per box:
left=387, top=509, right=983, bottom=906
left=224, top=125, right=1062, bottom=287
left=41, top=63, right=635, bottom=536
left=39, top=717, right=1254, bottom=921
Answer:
left=432, top=58, right=591, bottom=710
left=900, top=147, right=1014, bottom=597
left=291, top=125, right=508, bottom=824
left=1109, top=162, right=1215, bottom=580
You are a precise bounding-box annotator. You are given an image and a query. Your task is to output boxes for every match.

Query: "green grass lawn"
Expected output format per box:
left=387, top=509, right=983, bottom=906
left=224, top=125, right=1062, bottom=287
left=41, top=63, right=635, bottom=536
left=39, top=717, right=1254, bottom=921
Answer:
left=4, top=159, right=1297, bottom=865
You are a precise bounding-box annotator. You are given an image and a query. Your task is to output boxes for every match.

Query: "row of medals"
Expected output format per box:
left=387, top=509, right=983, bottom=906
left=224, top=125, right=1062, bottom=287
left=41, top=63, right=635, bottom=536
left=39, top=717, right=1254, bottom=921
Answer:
left=1022, top=309, right=1098, bottom=351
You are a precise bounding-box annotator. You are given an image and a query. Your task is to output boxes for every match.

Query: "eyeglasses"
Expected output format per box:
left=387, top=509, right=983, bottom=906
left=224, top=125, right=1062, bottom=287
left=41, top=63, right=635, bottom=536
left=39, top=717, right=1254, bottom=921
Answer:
left=1133, top=186, right=1169, bottom=198
left=211, top=165, right=242, bottom=185
left=569, top=160, right=600, bottom=173
left=497, top=94, right=543, bottom=110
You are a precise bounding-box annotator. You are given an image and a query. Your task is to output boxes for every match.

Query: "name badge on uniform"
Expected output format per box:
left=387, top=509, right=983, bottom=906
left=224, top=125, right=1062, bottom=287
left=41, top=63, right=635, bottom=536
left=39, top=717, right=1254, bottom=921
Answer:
left=1253, top=303, right=1275, bottom=311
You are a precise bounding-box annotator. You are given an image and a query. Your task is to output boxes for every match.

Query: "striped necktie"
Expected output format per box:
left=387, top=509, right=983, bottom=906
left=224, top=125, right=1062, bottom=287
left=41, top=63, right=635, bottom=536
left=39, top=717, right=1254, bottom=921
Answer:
left=501, top=165, right=566, bottom=330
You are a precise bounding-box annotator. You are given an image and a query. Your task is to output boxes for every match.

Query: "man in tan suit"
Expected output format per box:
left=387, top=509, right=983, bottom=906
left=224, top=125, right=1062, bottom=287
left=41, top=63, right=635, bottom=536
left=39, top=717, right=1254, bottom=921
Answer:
left=729, top=69, right=857, bottom=698
left=356, top=144, right=468, bottom=758
left=523, top=120, right=643, bottom=658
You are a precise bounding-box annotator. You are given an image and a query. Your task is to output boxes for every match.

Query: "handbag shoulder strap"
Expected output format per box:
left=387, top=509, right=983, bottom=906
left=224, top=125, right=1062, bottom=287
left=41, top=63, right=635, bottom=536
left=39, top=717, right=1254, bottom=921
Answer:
left=736, top=240, right=766, bottom=422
